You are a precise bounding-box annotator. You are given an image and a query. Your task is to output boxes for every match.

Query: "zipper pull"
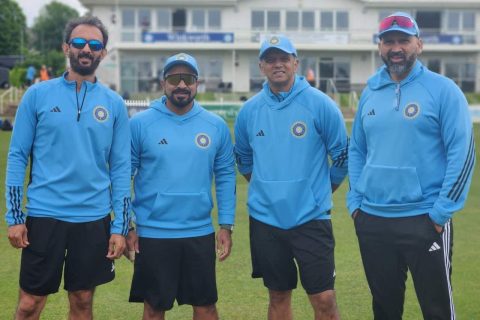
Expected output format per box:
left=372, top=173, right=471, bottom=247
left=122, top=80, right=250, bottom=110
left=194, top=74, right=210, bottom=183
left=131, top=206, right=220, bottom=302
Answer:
left=77, top=110, right=81, bottom=122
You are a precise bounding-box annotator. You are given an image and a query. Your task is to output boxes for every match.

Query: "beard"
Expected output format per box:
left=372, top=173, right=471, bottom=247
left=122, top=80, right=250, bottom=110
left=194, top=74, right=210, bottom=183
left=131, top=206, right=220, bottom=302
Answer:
left=381, top=51, right=417, bottom=78
left=69, top=51, right=101, bottom=76
left=166, top=88, right=195, bottom=109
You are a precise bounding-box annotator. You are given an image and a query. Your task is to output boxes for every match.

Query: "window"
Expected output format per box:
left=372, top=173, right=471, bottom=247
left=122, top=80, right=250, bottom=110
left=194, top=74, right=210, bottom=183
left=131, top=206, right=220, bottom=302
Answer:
left=252, top=11, right=264, bottom=29
left=445, top=61, right=475, bottom=92
left=302, top=11, right=315, bottom=30
left=157, top=9, right=170, bottom=29
left=208, top=10, right=221, bottom=29
left=336, top=11, right=349, bottom=30
left=192, top=9, right=221, bottom=30
left=286, top=11, right=299, bottom=30
left=192, top=9, right=205, bottom=29
left=121, top=9, right=135, bottom=41
left=267, top=11, right=280, bottom=31
left=319, top=58, right=351, bottom=93
left=320, top=11, right=333, bottom=31
left=138, top=9, right=151, bottom=30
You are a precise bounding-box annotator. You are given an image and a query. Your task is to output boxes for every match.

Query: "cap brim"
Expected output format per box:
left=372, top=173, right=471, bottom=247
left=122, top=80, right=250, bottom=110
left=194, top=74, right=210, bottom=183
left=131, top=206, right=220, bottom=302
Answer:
left=378, top=27, right=418, bottom=38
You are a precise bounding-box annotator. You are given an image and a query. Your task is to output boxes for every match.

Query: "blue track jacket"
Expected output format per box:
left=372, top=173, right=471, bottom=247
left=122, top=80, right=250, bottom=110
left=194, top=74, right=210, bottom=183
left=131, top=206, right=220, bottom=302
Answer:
left=348, top=61, right=475, bottom=226
left=234, top=75, right=348, bottom=229
left=130, top=97, right=236, bottom=238
left=5, top=73, right=132, bottom=236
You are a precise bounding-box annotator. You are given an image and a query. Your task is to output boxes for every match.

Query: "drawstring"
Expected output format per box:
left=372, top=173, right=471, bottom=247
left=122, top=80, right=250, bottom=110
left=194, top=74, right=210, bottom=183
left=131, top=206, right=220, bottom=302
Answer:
left=76, top=84, right=87, bottom=122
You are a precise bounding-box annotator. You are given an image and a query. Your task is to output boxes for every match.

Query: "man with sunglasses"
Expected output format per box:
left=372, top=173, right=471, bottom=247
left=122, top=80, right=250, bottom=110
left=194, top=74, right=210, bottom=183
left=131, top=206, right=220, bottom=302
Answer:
left=348, top=12, right=475, bottom=319
left=127, top=53, right=236, bottom=320
left=5, top=16, right=131, bottom=319
left=234, top=35, right=348, bottom=320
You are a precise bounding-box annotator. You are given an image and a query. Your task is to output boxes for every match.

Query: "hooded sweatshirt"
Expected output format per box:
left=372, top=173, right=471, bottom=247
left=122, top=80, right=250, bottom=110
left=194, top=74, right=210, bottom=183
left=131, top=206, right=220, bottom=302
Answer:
left=234, top=75, right=348, bottom=229
left=130, top=97, right=236, bottom=238
left=347, top=61, right=475, bottom=225
left=5, top=72, right=131, bottom=235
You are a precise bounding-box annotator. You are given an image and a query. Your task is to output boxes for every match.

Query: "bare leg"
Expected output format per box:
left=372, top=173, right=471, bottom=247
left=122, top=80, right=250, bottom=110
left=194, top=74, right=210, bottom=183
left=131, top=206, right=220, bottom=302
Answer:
left=68, top=289, right=94, bottom=320
left=143, top=301, right=165, bottom=320
left=308, top=289, right=340, bottom=320
left=15, top=289, right=48, bottom=320
left=193, top=304, right=219, bottom=320
left=268, top=289, right=292, bottom=320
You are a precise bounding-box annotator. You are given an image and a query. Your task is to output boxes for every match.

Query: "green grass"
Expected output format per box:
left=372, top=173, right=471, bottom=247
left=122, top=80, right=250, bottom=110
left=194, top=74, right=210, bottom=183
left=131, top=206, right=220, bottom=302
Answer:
left=0, top=124, right=479, bottom=319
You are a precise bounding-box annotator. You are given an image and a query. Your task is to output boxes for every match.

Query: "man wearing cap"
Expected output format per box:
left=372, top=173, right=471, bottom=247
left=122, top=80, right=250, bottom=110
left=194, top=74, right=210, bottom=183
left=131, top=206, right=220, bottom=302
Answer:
left=234, top=35, right=348, bottom=319
left=348, top=12, right=475, bottom=319
left=126, top=53, right=236, bottom=320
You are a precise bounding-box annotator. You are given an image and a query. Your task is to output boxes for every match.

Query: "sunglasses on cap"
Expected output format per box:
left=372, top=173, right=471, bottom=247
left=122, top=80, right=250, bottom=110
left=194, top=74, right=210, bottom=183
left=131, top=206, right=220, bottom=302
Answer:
left=69, top=38, right=104, bottom=51
left=379, top=15, right=416, bottom=33
left=165, top=73, right=198, bottom=86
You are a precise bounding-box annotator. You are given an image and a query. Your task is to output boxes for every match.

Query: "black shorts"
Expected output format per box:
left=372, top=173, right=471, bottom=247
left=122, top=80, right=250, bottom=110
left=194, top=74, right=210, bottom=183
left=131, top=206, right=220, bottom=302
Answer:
left=249, top=216, right=335, bottom=295
left=20, top=215, right=114, bottom=296
left=129, top=233, right=218, bottom=311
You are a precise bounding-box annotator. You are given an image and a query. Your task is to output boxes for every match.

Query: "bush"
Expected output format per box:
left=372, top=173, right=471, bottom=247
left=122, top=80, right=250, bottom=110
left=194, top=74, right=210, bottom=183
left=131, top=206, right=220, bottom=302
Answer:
left=9, top=67, right=26, bottom=88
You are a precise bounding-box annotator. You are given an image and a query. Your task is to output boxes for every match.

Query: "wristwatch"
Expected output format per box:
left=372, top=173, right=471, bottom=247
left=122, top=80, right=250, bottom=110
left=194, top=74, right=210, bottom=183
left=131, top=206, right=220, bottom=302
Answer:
left=219, top=224, right=234, bottom=232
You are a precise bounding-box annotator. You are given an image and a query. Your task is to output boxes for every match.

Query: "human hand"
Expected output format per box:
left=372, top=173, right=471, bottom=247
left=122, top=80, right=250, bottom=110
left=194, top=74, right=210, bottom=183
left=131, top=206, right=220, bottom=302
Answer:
left=106, top=234, right=126, bottom=260
left=216, top=229, right=232, bottom=261
left=8, top=224, right=29, bottom=248
left=123, top=229, right=139, bottom=262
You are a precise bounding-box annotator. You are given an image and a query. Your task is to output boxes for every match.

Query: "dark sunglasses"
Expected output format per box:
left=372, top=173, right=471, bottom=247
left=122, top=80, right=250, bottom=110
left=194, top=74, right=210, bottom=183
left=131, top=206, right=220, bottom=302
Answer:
left=379, top=15, right=416, bottom=33
left=69, top=38, right=104, bottom=51
left=165, top=73, right=198, bottom=86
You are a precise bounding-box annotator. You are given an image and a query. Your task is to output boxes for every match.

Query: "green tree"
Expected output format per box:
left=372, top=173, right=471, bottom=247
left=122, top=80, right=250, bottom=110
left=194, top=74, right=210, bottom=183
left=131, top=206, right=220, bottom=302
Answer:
left=0, top=0, right=27, bottom=55
left=32, top=1, right=79, bottom=53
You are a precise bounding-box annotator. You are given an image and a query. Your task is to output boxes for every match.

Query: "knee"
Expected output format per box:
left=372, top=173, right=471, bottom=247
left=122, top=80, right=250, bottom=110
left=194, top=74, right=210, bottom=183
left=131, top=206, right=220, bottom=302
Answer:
left=269, top=290, right=292, bottom=306
left=69, top=290, right=93, bottom=311
left=193, top=304, right=218, bottom=318
left=16, top=294, right=45, bottom=317
left=310, top=290, right=338, bottom=316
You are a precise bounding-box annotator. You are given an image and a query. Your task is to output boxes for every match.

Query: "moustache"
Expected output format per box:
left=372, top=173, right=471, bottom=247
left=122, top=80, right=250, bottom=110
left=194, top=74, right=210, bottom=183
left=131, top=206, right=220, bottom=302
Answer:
left=173, top=89, right=190, bottom=95
left=388, top=52, right=405, bottom=59
left=78, top=52, right=94, bottom=60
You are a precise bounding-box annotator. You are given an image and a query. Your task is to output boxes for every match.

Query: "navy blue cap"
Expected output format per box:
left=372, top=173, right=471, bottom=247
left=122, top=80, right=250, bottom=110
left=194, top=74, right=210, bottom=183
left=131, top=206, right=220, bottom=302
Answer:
left=163, top=53, right=199, bottom=77
left=259, top=35, right=297, bottom=59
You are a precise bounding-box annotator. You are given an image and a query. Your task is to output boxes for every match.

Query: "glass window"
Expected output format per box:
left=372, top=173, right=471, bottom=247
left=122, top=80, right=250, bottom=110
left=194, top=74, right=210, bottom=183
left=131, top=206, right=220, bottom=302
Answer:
left=302, top=11, right=314, bottom=30
left=336, top=11, right=349, bottom=30
left=447, top=11, right=460, bottom=31
left=463, top=12, right=475, bottom=30
left=122, top=9, right=135, bottom=28
left=252, top=11, right=264, bottom=29
left=321, top=11, right=333, bottom=30
left=209, top=10, right=221, bottom=29
left=138, top=9, right=151, bottom=29
left=286, top=11, right=299, bottom=30
left=267, top=11, right=280, bottom=30
left=157, top=9, right=170, bottom=29
left=192, top=9, right=205, bottom=29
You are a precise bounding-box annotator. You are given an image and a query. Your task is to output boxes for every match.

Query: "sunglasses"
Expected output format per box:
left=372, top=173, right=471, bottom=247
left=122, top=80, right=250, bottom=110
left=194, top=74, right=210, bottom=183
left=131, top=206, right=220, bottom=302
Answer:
left=165, top=73, right=198, bottom=86
left=379, top=15, right=416, bottom=33
left=69, top=38, right=104, bottom=51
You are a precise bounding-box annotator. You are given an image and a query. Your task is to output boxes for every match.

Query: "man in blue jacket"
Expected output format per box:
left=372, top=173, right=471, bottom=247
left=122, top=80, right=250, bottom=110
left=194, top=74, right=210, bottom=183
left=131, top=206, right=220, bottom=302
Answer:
left=127, top=53, right=236, bottom=320
left=235, top=35, right=348, bottom=320
left=5, top=16, right=131, bottom=319
left=348, top=12, right=475, bottom=319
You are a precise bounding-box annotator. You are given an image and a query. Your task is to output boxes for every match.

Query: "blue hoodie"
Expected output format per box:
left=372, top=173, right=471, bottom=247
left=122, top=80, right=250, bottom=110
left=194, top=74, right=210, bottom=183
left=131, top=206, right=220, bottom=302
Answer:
left=130, top=97, right=236, bottom=238
left=234, top=75, right=348, bottom=229
left=5, top=73, right=131, bottom=235
left=348, top=61, right=475, bottom=225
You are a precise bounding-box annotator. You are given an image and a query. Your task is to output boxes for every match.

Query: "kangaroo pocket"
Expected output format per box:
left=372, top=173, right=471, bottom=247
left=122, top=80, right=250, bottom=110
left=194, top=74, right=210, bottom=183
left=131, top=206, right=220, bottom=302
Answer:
left=356, top=164, right=424, bottom=205
left=248, top=178, right=318, bottom=227
left=148, top=192, right=213, bottom=227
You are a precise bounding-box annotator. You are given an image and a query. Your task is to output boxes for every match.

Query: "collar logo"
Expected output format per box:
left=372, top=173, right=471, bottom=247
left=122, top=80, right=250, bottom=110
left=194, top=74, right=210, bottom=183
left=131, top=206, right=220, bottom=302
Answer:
left=270, top=37, right=279, bottom=44
left=195, top=133, right=211, bottom=149
left=291, top=121, right=307, bottom=138
left=403, top=103, right=420, bottom=119
left=93, top=106, right=109, bottom=122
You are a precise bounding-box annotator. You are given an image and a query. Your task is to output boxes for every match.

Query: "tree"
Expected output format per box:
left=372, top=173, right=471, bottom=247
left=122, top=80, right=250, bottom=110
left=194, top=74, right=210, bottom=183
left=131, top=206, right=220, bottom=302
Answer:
left=32, top=1, right=79, bottom=53
left=0, top=0, right=27, bottom=55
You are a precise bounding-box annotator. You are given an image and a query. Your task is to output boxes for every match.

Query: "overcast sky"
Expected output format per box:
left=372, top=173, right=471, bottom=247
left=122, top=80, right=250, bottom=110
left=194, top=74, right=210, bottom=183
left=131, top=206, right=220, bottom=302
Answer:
left=15, top=0, right=88, bottom=27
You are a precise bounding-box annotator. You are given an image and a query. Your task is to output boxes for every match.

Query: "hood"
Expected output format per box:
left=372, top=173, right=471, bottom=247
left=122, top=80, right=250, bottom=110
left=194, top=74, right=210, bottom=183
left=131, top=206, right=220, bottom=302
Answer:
left=367, top=60, right=425, bottom=90
left=150, top=96, right=202, bottom=121
left=261, top=75, right=311, bottom=110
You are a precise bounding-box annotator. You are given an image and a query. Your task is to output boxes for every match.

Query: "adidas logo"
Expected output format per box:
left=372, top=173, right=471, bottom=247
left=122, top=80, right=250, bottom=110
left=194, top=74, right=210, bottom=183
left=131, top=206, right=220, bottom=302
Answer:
left=158, top=138, right=168, bottom=145
left=256, top=130, right=265, bottom=136
left=50, top=106, right=61, bottom=112
left=367, top=109, right=375, bottom=116
left=428, top=242, right=441, bottom=252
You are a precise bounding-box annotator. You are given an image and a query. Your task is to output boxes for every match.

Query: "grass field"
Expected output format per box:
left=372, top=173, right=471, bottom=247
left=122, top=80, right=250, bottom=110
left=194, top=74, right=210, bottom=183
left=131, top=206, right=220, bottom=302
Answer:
left=0, top=124, right=479, bottom=319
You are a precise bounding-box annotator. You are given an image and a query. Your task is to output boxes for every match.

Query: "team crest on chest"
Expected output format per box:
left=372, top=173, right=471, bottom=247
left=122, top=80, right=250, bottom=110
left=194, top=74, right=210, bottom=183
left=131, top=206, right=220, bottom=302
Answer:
left=195, top=133, right=211, bottom=149
left=93, top=106, right=109, bottom=122
left=403, top=103, right=420, bottom=119
left=291, top=121, right=307, bottom=138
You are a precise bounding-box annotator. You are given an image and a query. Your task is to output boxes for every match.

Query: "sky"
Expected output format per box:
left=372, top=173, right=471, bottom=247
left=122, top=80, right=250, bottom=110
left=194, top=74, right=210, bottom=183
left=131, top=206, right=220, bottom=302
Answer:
left=15, top=0, right=88, bottom=27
